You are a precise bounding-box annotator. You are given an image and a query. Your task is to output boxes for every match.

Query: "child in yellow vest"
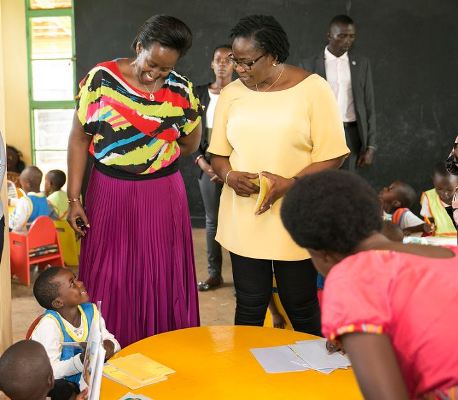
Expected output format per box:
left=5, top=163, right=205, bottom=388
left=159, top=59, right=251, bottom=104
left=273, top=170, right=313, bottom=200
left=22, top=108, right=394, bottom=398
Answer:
left=45, top=170, right=69, bottom=220
left=420, top=162, right=458, bottom=237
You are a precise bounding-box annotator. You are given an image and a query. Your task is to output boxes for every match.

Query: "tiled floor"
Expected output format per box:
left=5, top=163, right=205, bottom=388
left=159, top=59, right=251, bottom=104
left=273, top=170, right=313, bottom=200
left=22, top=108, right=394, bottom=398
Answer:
left=11, top=228, right=235, bottom=342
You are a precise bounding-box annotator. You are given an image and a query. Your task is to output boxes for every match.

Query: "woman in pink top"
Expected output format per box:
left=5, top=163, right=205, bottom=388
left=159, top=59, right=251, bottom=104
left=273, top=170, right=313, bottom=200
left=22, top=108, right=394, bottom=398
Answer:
left=281, top=170, right=458, bottom=400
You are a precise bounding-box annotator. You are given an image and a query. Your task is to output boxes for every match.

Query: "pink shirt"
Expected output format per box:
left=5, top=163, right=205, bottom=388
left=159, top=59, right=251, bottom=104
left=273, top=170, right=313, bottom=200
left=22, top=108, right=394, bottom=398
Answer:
left=322, top=248, right=458, bottom=399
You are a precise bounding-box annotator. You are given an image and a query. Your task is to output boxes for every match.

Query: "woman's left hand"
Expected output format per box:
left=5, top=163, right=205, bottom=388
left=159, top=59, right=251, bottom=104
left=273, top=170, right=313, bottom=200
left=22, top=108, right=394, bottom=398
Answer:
left=256, top=171, right=295, bottom=215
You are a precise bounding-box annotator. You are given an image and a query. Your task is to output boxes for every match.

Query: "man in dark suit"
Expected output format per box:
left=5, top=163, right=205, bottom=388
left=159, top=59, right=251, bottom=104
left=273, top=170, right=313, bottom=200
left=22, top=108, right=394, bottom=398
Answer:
left=302, top=15, right=376, bottom=171
left=193, top=45, right=233, bottom=291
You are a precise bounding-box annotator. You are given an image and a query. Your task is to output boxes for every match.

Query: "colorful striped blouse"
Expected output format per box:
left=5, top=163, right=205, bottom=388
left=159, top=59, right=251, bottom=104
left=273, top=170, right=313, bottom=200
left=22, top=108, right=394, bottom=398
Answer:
left=77, top=60, right=201, bottom=178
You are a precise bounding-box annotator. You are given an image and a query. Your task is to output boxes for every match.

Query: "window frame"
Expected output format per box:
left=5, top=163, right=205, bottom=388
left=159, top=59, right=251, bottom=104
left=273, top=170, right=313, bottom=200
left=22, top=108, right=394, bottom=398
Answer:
left=25, top=0, right=76, bottom=160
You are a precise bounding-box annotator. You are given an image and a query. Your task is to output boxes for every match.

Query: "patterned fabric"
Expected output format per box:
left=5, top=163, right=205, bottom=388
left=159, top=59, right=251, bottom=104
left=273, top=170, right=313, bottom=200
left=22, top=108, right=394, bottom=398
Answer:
left=445, top=136, right=458, bottom=175
left=391, top=207, right=408, bottom=225
left=423, top=386, right=458, bottom=400
left=322, top=248, right=458, bottom=398
left=77, top=60, right=201, bottom=176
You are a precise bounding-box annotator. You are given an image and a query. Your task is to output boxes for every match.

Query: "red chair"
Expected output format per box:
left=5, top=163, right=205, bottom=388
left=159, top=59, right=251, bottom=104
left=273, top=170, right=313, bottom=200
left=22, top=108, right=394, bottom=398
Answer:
left=9, top=216, right=64, bottom=286
left=25, top=314, right=44, bottom=339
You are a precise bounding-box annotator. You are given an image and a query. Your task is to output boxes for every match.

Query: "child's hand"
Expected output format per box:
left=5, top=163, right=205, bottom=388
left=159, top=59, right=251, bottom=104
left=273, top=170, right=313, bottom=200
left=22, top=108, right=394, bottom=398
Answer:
left=74, top=388, right=88, bottom=400
left=423, top=222, right=436, bottom=235
left=326, top=339, right=345, bottom=354
left=271, top=312, right=286, bottom=329
left=103, top=339, right=115, bottom=361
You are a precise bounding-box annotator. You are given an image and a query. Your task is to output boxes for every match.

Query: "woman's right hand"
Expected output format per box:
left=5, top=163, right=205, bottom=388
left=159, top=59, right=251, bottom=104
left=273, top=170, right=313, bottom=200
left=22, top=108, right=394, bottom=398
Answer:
left=226, top=171, right=259, bottom=197
left=67, top=201, right=90, bottom=237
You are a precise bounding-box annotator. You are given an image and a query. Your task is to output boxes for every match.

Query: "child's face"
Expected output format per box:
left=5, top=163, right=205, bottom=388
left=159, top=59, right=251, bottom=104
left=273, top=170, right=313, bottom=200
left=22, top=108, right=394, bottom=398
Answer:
left=433, top=174, right=458, bottom=205
left=51, top=269, right=90, bottom=309
left=379, top=182, right=402, bottom=213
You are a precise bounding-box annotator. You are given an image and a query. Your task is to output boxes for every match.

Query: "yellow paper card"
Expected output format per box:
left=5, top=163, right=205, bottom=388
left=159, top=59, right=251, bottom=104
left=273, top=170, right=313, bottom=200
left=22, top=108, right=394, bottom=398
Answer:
left=254, top=173, right=272, bottom=213
left=108, top=353, right=175, bottom=382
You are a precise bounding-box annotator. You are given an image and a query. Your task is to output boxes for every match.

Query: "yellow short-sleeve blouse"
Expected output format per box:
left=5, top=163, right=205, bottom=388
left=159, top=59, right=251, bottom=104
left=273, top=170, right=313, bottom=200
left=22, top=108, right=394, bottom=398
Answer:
left=208, top=74, right=349, bottom=260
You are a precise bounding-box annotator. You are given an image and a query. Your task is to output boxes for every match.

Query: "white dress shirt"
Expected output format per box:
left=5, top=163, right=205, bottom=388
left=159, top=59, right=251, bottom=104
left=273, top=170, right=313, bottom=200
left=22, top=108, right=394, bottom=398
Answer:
left=324, top=47, right=356, bottom=122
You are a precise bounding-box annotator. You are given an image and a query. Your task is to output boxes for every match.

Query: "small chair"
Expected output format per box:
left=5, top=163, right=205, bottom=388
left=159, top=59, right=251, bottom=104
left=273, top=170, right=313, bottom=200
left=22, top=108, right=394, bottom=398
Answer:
left=54, top=220, right=80, bottom=267
left=9, top=216, right=64, bottom=286
left=25, top=314, right=44, bottom=339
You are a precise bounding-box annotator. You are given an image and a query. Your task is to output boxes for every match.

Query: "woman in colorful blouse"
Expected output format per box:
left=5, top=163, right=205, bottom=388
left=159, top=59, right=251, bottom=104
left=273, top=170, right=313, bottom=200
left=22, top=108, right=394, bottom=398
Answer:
left=281, top=170, right=458, bottom=400
left=446, top=135, right=458, bottom=233
left=67, top=15, right=202, bottom=347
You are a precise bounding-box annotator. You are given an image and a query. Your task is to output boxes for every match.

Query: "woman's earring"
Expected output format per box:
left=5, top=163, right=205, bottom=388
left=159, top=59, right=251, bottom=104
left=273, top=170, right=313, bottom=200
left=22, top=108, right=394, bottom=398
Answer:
left=273, top=63, right=277, bottom=67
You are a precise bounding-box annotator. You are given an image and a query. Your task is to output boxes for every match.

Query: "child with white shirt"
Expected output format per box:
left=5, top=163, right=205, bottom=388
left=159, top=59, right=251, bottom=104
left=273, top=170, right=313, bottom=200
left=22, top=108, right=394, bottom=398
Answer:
left=379, top=180, right=432, bottom=235
left=9, top=166, right=55, bottom=232
left=420, top=162, right=458, bottom=237
left=31, top=267, right=120, bottom=400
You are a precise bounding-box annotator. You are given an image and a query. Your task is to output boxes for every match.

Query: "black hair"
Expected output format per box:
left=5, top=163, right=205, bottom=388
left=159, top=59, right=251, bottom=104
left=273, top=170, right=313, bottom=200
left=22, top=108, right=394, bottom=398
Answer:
left=281, top=170, right=382, bottom=254
left=433, top=161, right=451, bottom=177
left=33, top=267, right=63, bottom=310
left=131, top=15, right=192, bottom=57
left=0, top=340, right=52, bottom=400
left=230, top=15, right=290, bottom=63
left=6, top=145, right=26, bottom=173
left=394, top=181, right=417, bottom=208
left=329, top=14, right=355, bottom=27
left=213, top=44, right=232, bottom=58
left=47, top=169, right=66, bottom=190
left=21, top=165, right=43, bottom=187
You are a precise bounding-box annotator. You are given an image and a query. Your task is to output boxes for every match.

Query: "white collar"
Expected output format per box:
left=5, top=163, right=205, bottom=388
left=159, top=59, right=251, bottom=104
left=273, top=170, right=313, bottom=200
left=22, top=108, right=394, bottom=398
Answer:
left=325, top=47, right=349, bottom=61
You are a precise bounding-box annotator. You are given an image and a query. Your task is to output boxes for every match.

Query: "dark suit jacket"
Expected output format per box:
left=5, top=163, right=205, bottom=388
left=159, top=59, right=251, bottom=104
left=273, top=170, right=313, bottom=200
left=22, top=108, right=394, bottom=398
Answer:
left=193, top=83, right=211, bottom=158
left=192, top=83, right=211, bottom=177
left=302, top=50, right=376, bottom=151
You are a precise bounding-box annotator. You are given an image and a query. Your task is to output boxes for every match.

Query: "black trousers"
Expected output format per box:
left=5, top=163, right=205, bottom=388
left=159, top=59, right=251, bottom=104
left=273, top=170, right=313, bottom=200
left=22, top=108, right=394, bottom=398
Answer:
left=341, top=123, right=362, bottom=172
left=230, top=253, right=321, bottom=336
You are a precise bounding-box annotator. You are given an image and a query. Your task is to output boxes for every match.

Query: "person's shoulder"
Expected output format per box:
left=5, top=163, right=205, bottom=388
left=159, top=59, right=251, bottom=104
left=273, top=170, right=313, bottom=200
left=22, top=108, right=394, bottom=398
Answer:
left=219, top=79, right=245, bottom=97
left=348, top=51, right=371, bottom=64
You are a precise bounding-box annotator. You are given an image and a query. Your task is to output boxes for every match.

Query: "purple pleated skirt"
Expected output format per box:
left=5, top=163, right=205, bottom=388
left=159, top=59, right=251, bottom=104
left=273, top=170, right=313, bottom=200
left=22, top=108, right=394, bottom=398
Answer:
left=78, top=168, right=200, bottom=347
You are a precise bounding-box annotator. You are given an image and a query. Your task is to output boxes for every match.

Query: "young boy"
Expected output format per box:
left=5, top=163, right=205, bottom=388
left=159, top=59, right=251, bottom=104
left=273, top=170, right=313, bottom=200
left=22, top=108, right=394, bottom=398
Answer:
left=0, top=340, right=87, bottom=400
left=9, top=166, right=55, bottom=232
left=379, top=180, right=431, bottom=235
left=31, top=267, right=120, bottom=399
left=45, top=170, right=68, bottom=221
left=421, top=162, right=458, bottom=236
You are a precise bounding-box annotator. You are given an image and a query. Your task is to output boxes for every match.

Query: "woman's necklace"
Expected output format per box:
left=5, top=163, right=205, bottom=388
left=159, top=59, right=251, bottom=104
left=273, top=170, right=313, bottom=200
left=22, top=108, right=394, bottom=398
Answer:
left=143, top=79, right=159, bottom=101
left=255, top=65, right=285, bottom=92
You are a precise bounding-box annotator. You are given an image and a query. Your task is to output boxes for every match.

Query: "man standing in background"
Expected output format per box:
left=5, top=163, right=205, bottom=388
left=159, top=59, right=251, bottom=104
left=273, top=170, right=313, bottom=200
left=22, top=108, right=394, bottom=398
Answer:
left=194, top=45, right=233, bottom=291
left=302, top=15, right=376, bottom=171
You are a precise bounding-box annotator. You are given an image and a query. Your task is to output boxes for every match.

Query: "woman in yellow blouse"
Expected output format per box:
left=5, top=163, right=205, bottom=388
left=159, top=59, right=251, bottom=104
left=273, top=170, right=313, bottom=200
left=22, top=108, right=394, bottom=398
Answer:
left=208, top=15, right=349, bottom=334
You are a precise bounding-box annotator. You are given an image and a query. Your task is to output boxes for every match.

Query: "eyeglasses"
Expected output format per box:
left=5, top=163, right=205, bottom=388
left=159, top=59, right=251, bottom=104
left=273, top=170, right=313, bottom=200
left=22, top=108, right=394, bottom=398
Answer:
left=228, top=53, right=265, bottom=70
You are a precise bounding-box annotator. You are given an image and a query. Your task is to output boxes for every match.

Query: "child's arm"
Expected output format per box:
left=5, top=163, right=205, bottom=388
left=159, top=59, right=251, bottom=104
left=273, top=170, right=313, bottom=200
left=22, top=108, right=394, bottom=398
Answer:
left=30, top=317, right=84, bottom=379
left=99, top=315, right=121, bottom=359
left=268, top=296, right=286, bottom=329
left=8, top=197, right=30, bottom=232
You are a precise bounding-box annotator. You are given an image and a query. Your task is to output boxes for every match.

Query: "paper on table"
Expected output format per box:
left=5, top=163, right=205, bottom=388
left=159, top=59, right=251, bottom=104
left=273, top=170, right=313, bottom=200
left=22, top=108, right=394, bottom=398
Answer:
left=291, top=339, right=351, bottom=371
left=103, top=364, right=166, bottom=390
left=250, top=345, right=310, bottom=373
left=108, top=353, right=175, bottom=382
left=118, top=392, right=153, bottom=399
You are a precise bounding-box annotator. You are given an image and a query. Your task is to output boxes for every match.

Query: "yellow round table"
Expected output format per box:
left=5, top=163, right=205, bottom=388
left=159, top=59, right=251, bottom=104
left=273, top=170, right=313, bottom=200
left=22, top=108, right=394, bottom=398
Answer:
left=101, top=326, right=362, bottom=399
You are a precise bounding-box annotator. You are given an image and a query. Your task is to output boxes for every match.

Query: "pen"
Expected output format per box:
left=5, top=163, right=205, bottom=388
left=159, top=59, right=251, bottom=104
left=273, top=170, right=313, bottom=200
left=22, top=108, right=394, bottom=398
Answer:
left=424, top=216, right=431, bottom=225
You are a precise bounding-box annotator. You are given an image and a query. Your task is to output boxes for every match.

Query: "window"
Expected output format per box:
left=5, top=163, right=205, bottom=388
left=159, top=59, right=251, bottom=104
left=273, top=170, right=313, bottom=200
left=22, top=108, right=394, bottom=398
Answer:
left=26, top=0, right=75, bottom=180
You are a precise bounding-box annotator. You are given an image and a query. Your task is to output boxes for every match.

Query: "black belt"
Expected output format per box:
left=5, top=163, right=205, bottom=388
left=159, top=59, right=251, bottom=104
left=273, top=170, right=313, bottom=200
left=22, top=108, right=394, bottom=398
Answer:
left=343, top=121, right=358, bottom=128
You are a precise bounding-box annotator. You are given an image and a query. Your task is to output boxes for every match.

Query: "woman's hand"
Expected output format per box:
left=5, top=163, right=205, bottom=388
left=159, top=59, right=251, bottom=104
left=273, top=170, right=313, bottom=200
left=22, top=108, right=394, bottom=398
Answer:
left=226, top=171, right=259, bottom=197
left=67, top=201, right=90, bottom=238
left=256, top=171, right=295, bottom=215
left=198, top=158, right=223, bottom=184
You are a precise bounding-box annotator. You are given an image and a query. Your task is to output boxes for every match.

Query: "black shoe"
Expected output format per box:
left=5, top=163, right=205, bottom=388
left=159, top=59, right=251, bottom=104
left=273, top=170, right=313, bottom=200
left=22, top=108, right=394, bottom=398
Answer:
left=197, top=276, right=224, bottom=291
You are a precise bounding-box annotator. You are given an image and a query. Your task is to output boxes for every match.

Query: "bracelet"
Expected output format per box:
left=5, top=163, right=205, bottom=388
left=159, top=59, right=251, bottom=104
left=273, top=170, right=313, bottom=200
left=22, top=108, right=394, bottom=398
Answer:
left=194, top=155, right=204, bottom=164
left=67, top=198, right=81, bottom=204
left=225, top=170, right=233, bottom=185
